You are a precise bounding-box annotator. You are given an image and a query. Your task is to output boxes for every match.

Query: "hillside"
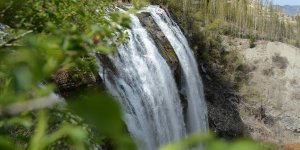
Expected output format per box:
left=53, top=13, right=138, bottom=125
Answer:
left=221, top=36, right=300, bottom=145
left=278, top=5, right=300, bottom=16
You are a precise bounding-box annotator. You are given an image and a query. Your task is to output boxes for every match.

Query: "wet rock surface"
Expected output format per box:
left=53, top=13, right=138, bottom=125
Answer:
left=138, top=12, right=179, bottom=72
left=138, top=12, right=191, bottom=122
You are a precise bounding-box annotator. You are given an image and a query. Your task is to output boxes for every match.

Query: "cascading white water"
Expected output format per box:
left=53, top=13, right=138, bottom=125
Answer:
left=100, top=14, right=186, bottom=150
left=146, top=6, right=208, bottom=134
left=99, top=5, right=208, bottom=150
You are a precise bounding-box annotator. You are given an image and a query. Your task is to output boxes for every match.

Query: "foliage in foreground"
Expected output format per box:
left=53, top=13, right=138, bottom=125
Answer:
left=161, top=132, right=273, bottom=150
left=0, top=0, right=135, bottom=149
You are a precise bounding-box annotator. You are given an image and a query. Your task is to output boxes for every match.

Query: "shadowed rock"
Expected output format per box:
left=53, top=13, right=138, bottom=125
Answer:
left=52, top=68, right=99, bottom=95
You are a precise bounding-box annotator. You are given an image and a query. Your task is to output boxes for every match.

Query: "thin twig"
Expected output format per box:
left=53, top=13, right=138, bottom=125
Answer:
left=0, top=1, right=13, bottom=18
left=0, top=43, right=22, bottom=47
left=0, top=95, right=64, bottom=116
left=0, top=30, right=33, bottom=48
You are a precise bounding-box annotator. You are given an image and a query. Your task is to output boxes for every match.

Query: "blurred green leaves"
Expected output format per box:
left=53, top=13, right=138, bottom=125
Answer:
left=68, top=91, right=136, bottom=150
left=160, top=132, right=272, bottom=150
left=0, top=136, right=18, bottom=150
left=29, top=110, right=87, bottom=150
left=0, top=0, right=131, bottom=104
left=0, top=0, right=134, bottom=149
left=160, top=132, right=215, bottom=150
left=69, top=92, right=123, bottom=135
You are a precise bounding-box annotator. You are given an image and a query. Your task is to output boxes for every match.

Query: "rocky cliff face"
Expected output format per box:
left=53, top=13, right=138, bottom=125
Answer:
left=202, top=75, right=245, bottom=138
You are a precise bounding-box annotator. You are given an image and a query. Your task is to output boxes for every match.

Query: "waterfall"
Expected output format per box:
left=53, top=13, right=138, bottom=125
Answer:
left=146, top=5, right=208, bottom=134
left=99, top=5, right=208, bottom=150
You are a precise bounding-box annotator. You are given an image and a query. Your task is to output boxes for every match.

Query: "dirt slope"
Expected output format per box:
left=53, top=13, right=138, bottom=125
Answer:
left=223, top=37, right=300, bottom=145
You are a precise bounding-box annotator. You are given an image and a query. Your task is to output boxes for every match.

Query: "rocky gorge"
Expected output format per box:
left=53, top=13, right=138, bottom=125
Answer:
left=50, top=5, right=246, bottom=142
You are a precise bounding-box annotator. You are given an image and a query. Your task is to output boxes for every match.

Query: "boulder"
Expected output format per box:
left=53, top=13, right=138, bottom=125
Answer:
left=52, top=68, right=100, bottom=96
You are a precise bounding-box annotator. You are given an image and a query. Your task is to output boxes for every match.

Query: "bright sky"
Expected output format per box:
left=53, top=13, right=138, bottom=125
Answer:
left=272, top=0, right=300, bottom=5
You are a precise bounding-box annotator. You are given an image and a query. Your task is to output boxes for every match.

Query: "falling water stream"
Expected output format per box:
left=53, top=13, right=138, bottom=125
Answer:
left=99, top=5, right=208, bottom=150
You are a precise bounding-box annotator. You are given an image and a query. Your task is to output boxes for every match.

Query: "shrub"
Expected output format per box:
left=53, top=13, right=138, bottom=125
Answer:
left=249, top=35, right=256, bottom=48
left=272, top=53, right=289, bottom=69
left=262, top=68, right=274, bottom=76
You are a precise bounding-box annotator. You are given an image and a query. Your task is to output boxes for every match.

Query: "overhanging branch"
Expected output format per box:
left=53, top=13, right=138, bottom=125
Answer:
left=0, top=95, right=64, bottom=116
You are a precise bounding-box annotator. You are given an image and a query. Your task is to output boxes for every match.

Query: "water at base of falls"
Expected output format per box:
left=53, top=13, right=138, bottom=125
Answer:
left=99, top=5, right=208, bottom=150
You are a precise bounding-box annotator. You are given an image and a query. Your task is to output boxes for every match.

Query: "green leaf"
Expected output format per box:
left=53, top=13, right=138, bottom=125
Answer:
left=68, top=91, right=136, bottom=150
left=0, top=136, right=18, bottom=150
left=95, top=45, right=115, bottom=54
left=68, top=91, right=123, bottom=136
